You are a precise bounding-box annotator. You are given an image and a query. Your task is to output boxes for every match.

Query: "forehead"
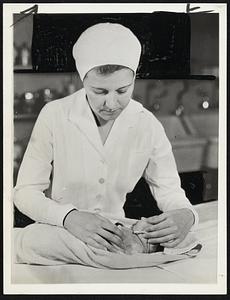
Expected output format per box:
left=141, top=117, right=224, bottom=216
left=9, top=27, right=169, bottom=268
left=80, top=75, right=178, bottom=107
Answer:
left=84, top=68, right=134, bottom=89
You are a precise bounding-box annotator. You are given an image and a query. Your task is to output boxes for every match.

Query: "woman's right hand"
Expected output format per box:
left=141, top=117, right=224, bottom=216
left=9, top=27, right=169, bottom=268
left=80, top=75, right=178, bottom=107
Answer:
left=63, top=210, right=125, bottom=252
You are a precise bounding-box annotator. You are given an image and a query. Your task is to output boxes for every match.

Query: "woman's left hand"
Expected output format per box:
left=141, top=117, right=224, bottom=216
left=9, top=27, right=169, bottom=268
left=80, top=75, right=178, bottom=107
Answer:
left=142, top=208, right=195, bottom=248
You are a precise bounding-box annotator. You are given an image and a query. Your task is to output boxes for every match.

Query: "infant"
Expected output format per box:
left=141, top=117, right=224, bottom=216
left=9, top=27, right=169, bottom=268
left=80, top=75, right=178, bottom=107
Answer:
left=115, top=219, right=159, bottom=254
left=114, top=219, right=202, bottom=256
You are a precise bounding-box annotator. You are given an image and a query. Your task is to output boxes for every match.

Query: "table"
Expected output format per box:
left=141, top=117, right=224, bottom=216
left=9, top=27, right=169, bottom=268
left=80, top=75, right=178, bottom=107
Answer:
left=11, top=201, right=218, bottom=284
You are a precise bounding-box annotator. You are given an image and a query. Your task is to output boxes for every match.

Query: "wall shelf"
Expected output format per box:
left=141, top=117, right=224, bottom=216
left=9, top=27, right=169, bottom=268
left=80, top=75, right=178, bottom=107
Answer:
left=14, top=69, right=216, bottom=80
left=14, top=69, right=74, bottom=74
left=14, top=65, right=33, bottom=71
left=137, top=75, right=216, bottom=80
left=14, top=114, right=37, bottom=121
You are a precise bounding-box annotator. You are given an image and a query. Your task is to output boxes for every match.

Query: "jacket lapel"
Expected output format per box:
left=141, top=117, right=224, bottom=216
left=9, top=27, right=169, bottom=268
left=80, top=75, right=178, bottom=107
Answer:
left=67, top=89, right=105, bottom=159
left=68, top=88, right=145, bottom=158
left=104, top=98, right=145, bottom=151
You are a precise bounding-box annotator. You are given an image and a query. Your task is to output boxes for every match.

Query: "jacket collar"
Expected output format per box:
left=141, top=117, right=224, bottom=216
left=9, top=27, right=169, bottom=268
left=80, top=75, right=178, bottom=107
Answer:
left=68, top=88, right=144, bottom=157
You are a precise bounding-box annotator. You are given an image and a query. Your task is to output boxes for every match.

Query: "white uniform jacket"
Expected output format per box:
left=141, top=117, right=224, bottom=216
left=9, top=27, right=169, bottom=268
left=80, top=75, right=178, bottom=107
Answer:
left=14, top=88, right=198, bottom=228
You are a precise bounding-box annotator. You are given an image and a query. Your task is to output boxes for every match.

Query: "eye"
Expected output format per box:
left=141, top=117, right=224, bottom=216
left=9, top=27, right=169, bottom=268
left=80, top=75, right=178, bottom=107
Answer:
left=93, top=90, right=107, bottom=95
left=117, top=89, right=127, bottom=95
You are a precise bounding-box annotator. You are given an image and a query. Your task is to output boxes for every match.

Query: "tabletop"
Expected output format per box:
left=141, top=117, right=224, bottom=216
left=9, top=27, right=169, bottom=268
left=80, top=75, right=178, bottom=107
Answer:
left=11, top=201, right=218, bottom=284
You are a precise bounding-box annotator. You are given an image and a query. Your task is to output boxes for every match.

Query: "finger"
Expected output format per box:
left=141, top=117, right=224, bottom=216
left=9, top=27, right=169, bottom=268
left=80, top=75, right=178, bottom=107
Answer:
left=110, top=242, right=126, bottom=254
left=85, top=238, right=107, bottom=251
left=161, top=231, right=188, bottom=248
left=143, top=226, right=178, bottom=239
left=160, top=238, right=182, bottom=248
left=93, top=234, right=119, bottom=252
left=101, top=221, right=124, bottom=239
left=99, top=229, right=124, bottom=249
left=144, top=219, right=175, bottom=232
left=147, top=233, right=176, bottom=244
left=144, top=214, right=167, bottom=225
left=97, top=215, right=123, bottom=237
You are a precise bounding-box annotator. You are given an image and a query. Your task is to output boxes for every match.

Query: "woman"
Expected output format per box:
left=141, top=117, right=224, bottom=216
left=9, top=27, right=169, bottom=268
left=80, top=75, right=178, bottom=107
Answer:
left=14, top=23, right=198, bottom=262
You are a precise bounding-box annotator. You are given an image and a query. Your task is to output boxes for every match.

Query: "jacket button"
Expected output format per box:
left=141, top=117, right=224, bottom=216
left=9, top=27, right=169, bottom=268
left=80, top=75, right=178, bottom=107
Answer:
left=99, top=178, right=105, bottom=184
left=96, top=194, right=102, bottom=200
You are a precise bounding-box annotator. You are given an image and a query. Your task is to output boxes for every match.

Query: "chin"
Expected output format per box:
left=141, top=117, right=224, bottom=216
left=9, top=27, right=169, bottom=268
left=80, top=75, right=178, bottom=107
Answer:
left=100, top=111, right=121, bottom=121
left=101, top=115, right=117, bottom=121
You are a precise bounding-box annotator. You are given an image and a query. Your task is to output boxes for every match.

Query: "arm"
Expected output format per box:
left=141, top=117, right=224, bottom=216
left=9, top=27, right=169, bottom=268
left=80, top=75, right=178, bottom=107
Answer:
left=13, top=104, right=76, bottom=227
left=14, top=104, right=124, bottom=251
left=144, top=118, right=198, bottom=223
left=142, top=118, right=199, bottom=246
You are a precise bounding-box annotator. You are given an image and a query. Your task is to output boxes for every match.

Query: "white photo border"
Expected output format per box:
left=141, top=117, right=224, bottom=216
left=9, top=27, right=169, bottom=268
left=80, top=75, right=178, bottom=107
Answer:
left=3, top=2, right=227, bottom=294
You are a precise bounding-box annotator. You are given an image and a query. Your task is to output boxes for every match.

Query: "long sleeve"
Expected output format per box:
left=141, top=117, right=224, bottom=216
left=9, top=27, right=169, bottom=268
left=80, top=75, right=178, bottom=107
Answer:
left=143, top=118, right=199, bottom=230
left=13, top=104, right=76, bottom=227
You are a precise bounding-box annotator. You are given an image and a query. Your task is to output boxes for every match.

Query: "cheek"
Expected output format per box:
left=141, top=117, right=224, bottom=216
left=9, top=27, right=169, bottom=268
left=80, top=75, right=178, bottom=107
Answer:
left=87, top=93, right=104, bottom=109
left=118, top=92, right=132, bottom=107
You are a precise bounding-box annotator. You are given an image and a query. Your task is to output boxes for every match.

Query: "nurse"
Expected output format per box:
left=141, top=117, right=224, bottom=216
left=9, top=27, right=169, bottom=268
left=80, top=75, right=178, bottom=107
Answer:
left=14, top=23, right=198, bottom=256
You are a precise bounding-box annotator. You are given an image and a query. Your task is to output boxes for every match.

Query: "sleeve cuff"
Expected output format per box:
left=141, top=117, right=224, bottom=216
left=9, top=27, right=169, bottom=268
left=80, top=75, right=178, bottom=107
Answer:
left=62, top=208, right=78, bottom=227
left=53, top=203, right=77, bottom=227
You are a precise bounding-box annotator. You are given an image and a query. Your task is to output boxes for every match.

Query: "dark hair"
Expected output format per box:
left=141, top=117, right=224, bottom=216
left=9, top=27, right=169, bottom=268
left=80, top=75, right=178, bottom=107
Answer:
left=85, top=64, right=134, bottom=78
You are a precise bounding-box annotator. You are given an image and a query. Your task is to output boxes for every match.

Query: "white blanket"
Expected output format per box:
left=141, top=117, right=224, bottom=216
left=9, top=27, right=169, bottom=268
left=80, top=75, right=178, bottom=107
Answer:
left=14, top=221, right=201, bottom=269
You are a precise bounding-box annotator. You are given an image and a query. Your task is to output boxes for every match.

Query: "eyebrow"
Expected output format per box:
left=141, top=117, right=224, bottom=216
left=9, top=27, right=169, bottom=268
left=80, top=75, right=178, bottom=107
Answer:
left=91, top=83, right=133, bottom=91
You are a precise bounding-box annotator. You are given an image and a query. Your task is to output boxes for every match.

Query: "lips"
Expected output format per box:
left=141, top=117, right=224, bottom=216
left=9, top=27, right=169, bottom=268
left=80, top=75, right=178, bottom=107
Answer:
left=102, top=109, right=120, bottom=114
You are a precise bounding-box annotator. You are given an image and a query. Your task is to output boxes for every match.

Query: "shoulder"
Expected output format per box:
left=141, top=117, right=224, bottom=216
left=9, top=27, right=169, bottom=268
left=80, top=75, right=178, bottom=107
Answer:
left=43, top=89, right=82, bottom=112
left=130, top=99, right=163, bottom=130
left=38, top=89, right=83, bottom=119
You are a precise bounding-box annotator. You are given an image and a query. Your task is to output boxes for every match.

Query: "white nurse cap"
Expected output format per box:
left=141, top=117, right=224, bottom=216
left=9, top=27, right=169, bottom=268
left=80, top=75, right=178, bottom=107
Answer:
left=72, top=22, right=142, bottom=81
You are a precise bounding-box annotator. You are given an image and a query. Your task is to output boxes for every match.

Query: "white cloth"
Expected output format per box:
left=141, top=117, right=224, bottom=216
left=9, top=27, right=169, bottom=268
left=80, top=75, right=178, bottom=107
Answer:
left=72, top=23, right=142, bottom=80
left=13, top=222, right=201, bottom=268
left=14, top=88, right=198, bottom=228
left=12, top=202, right=217, bottom=283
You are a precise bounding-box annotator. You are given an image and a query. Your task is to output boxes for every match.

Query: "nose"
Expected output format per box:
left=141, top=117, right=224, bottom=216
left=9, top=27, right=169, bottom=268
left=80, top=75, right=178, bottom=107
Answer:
left=104, top=93, right=118, bottom=110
